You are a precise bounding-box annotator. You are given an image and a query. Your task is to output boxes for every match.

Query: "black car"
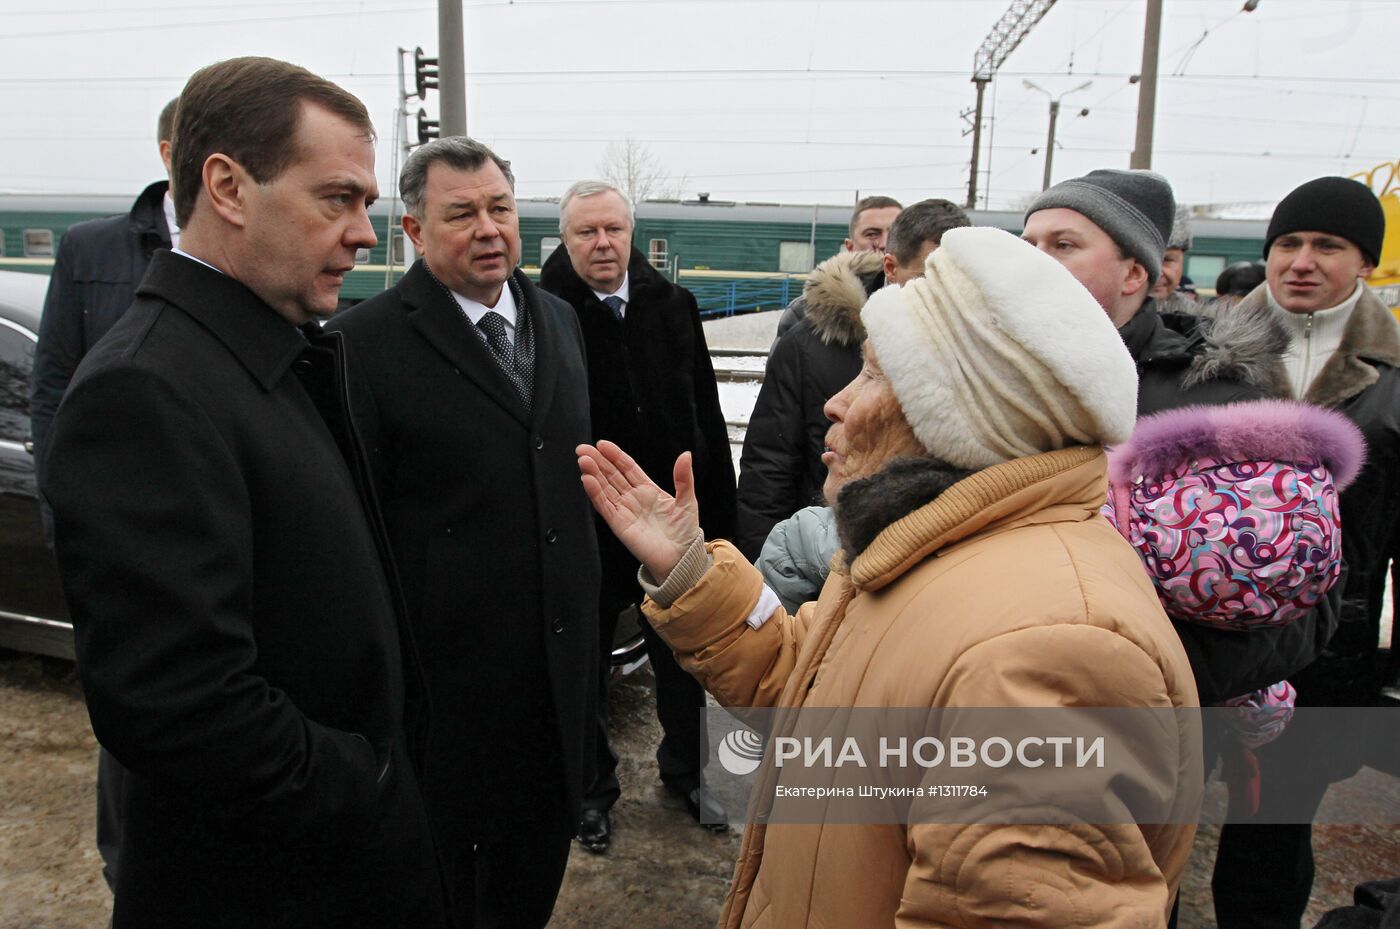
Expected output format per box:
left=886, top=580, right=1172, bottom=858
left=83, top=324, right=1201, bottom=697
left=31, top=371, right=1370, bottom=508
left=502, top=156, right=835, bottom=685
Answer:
left=0, top=270, right=72, bottom=658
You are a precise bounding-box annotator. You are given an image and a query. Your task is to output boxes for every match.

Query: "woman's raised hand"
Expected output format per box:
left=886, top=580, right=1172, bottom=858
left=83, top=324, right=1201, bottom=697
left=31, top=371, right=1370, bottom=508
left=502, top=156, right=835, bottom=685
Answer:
left=576, top=440, right=700, bottom=580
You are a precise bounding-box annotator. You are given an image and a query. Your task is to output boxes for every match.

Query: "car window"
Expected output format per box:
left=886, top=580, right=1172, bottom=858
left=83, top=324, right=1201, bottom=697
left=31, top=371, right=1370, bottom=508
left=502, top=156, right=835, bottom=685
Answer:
left=0, top=322, right=35, bottom=444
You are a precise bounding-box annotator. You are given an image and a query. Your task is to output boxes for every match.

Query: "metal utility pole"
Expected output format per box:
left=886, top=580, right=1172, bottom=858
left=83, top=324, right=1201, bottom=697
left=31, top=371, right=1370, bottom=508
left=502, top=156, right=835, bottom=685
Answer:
left=1043, top=100, right=1059, bottom=190
left=1023, top=79, right=1091, bottom=190
left=438, top=0, right=467, bottom=136
left=1130, top=0, right=1163, bottom=169
left=965, top=79, right=989, bottom=209
left=965, top=0, right=1060, bottom=209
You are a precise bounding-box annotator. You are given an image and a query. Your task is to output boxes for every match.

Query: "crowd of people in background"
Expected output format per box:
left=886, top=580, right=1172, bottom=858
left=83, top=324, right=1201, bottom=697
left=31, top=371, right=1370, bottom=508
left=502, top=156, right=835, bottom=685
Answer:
left=27, top=55, right=1398, bottom=929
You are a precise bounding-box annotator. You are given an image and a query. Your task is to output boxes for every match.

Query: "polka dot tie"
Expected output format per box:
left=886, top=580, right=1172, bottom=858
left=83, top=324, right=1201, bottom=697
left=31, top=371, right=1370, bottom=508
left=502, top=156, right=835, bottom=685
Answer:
left=477, top=310, right=531, bottom=409
left=602, top=295, right=625, bottom=321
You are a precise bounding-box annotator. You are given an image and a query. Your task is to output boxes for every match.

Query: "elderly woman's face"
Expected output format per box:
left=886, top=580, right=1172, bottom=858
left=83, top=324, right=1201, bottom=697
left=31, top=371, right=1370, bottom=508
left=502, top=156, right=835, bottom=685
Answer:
left=821, top=343, right=923, bottom=503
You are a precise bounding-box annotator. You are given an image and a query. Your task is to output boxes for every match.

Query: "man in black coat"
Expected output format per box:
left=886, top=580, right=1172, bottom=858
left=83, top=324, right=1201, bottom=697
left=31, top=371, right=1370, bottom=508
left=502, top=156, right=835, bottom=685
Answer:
left=1211, top=176, right=1400, bottom=929
left=29, top=94, right=179, bottom=894
left=538, top=180, right=735, bottom=853
left=32, top=96, right=179, bottom=520
left=327, top=139, right=598, bottom=928
left=40, top=58, right=446, bottom=928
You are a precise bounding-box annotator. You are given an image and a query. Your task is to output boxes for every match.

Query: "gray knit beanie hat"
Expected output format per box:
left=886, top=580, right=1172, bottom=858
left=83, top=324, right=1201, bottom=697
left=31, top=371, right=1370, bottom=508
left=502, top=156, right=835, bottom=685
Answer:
left=1168, top=205, right=1193, bottom=251
left=1025, top=169, right=1176, bottom=280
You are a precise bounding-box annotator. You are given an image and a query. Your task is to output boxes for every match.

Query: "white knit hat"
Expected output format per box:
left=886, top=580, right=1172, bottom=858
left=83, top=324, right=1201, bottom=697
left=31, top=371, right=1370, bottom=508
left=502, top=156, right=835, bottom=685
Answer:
left=861, top=226, right=1138, bottom=470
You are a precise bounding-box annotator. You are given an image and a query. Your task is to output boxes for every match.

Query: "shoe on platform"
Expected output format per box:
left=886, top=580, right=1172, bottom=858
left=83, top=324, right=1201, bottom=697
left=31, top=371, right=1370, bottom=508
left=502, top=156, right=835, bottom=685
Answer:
left=576, top=808, right=611, bottom=854
left=675, top=786, right=728, bottom=833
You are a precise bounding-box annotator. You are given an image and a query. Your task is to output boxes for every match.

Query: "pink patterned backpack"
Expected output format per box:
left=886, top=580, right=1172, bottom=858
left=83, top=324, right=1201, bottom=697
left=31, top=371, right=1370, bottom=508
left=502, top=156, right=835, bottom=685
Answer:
left=1103, top=400, right=1364, bottom=633
left=1101, top=400, right=1365, bottom=764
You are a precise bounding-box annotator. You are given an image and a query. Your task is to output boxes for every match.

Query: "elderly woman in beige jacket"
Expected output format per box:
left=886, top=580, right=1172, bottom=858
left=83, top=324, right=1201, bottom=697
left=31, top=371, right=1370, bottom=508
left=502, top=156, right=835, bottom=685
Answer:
left=577, top=227, right=1201, bottom=929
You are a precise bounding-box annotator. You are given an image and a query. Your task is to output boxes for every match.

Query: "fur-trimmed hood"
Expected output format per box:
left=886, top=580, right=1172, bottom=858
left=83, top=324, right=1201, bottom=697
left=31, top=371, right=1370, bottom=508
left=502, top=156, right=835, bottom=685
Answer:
left=1232, top=283, right=1400, bottom=409
left=1171, top=299, right=1294, bottom=399
left=1108, top=399, right=1366, bottom=490
left=801, top=249, right=884, bottom=348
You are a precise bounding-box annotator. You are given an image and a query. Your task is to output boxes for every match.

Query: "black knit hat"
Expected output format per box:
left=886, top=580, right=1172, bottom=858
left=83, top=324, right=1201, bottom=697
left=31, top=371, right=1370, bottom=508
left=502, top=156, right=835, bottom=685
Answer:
left=1264, top=177, right=1385, bottom=267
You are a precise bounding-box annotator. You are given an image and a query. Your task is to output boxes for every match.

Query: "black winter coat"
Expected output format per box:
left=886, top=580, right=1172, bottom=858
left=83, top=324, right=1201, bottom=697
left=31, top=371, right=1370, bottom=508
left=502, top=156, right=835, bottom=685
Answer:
left=734, top=250, right=882, bottom=560
left=327, top=262, right=600, bottom=847
left=538, top=247, right=735, bottom=612
left=30, top=180, right=170, bottom=478
left=1234, top=286, right=1400, bottom=708
left=1118, top=298, right=1338, bottom=706
left=41, top=252, right=445, bottom=929
left=1226, top=284, right=1400, bottom=783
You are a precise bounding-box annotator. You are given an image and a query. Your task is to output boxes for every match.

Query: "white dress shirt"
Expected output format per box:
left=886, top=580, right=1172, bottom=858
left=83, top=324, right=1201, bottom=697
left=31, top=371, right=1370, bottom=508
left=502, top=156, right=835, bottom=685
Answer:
left=163, top=191, right=182, bottom=250
left=591, top=273, right=631, bottom=318
left=451, top=284, right=519, bottom=346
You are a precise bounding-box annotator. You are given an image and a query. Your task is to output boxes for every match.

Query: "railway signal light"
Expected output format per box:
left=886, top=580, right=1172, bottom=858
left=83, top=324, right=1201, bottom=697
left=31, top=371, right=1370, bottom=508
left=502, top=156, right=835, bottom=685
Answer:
left=416, top=108, right=440, bottom=146
left=414, top=46, right=439, bottom=99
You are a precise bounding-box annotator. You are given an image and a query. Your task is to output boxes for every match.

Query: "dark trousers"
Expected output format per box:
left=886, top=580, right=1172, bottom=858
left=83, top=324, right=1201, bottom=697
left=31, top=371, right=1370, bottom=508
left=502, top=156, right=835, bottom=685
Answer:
left=447, top=818, right=573, bottom=929
left=584, top=603, right=708, bottom=812
left=1212, top=748, right=1334, bottom=929
left=97, top=747, right=126, bottom=889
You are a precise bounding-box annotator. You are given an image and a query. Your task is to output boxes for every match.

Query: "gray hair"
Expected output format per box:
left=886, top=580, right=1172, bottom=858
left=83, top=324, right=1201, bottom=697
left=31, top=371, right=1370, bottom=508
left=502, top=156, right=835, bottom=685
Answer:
left=885, top=199, right=972, bottom=266
left=559, top=180, right=634, bottom=233
left=400, top=136, right=515, bottom=219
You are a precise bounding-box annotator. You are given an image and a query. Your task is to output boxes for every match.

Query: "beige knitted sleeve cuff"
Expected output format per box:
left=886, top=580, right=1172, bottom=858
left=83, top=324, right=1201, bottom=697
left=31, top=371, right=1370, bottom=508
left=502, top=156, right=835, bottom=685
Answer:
left=637, top=530, right=711, bottom=608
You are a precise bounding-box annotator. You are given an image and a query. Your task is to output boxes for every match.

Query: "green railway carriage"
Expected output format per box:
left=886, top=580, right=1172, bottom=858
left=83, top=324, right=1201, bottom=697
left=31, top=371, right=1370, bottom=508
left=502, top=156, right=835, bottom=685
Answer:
left=0, top=193, right=1266, bottom=316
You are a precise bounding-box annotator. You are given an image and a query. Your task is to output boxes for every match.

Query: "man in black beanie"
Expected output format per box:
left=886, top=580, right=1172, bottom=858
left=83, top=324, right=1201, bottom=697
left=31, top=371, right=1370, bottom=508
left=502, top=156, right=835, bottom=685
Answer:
left=1211, top=176, right=1400, bottom=929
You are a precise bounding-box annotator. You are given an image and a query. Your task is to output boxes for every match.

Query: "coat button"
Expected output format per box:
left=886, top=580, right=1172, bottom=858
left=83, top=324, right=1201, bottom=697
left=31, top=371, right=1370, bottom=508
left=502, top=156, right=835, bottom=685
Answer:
left=545, top=528, right=558, bottom=543
left=293, top=359, right=313, bottom=375
left=551, top=618, right=565, bottom=634
left=534, top=436, right=545, bottom=451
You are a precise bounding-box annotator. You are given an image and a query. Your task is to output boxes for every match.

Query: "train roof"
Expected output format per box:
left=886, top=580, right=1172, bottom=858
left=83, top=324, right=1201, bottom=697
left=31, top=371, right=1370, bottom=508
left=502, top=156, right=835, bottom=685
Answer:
left=0, top=191, right=1266, bottom=238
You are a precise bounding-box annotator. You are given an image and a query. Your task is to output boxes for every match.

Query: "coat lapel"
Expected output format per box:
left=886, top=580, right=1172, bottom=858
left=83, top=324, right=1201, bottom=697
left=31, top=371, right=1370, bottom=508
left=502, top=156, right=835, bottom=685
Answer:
left=1236, top=284, right=1400, bottom=410
left=400, top=262, right=531, bottom=427
left=1304, top=289, right=1400, bottom=409
left=521, top=274, right=561, bottom=432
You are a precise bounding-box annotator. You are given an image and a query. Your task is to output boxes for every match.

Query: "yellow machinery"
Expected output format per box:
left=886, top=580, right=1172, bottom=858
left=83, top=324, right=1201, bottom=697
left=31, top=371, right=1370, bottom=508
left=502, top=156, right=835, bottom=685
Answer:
left=1350, top=160, right=1400, bottom=316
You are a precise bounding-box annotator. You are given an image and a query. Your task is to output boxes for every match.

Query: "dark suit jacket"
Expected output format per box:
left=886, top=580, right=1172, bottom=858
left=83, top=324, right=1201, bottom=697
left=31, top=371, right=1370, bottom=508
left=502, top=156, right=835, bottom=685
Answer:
left=327, top=262, right=600, bottom=850
left=538, top=247, right=735, bottom=614
left=41, top=251, right=445, bottom=928
left=31, top=180, right=170, bottom=479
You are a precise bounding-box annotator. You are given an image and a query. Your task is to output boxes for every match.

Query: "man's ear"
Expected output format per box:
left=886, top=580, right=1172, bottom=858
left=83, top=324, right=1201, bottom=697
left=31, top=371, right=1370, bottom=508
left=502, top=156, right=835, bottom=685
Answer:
left=202, top=153, right=251, bottom=229
left=883, top=253, right=897, bottom=283
left=159, top=140, right=174, bottom=179
left=1122, top=259, right=1151, bottom=298
left=843, top=238, right=855, bottom=252
left=1360, top=260, right=1376, bottom=279
left=402, top=213, right=425, bottom=252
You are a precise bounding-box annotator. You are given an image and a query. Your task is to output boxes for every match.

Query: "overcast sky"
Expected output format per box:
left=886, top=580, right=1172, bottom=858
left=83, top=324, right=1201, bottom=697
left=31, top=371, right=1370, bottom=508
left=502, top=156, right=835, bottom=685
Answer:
left=3, top=0, right=1399, bottom=212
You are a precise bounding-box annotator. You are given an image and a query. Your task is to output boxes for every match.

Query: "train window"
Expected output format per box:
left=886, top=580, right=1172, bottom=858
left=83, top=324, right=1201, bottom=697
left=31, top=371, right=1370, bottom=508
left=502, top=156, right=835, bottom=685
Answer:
left=648, top=239, right=669, bottom=270
left=540, top=237, right=561, bottom=265
left=390, top=229, right=406, bottom=265
left=0, top=322, right=35, bottom=443
left=22, top=230, right=54, bottom=259
left=1186, top=254, right=1226, bottom=291
left=778, top=241, right=815, bottom=273
left=355, top=248, right=371, bottom=265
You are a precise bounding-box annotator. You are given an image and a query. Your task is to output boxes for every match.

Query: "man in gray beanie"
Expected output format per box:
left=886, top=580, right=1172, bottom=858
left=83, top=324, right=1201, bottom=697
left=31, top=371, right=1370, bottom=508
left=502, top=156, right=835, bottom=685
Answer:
left=1023, top=168, right=1287, bottom=416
